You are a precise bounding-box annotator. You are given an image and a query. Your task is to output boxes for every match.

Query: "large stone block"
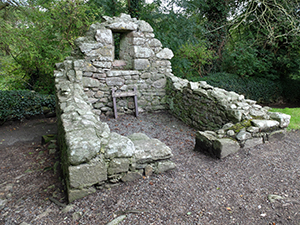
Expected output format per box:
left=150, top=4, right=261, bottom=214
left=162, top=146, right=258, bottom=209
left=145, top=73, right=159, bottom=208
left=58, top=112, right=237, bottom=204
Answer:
left=195, top=131, right=240, bottom=158
left=105, top=132, right=135, bottom=158
left=108, top=21, right=138, bottom=31
left=212, top=138, right=240, bottom=158
left=95, top=29, right=113, bottom=44
left=128, top=133, right=173, bottom=164
left=251, top=120, right=280, bottom=131
left=77, top=42, right=103, bottom=55
left=133, top=46, right=154, bottom=58
left=137, top=20, right=153, bottom=32
left=82, top=77, right=100, bottom=88
left=156, top=48, right=174, bottom=59
left=69, top=159, right=107, bottom=188
left=106, top=77, right=124, bottom=86
left=65, top=130, right=101, bottom=165
left=133, top=59, right=150, bottom=70
left=268, top=112, right=291, bottom=128
left=108, top=158, right=131, bottom=175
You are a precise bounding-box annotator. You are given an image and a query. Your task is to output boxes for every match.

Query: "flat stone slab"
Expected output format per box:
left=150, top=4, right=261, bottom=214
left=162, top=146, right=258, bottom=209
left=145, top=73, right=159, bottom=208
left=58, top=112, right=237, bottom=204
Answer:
left=195, top=131, right=240, bottom=158
left=128, top=133, right=173, bottom=164
left=251, top=119, right=279, bottom=131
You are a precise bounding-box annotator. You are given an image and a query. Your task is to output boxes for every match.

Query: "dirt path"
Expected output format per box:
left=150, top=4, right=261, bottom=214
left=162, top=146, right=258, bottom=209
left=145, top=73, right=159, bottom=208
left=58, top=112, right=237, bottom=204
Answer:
left=0, top=112, right=299, bottom=225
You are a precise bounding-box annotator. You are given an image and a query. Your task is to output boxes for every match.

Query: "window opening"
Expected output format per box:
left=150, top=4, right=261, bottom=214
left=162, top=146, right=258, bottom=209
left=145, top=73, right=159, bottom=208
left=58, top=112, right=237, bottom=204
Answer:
left=113, top=32, right=121, bottom=60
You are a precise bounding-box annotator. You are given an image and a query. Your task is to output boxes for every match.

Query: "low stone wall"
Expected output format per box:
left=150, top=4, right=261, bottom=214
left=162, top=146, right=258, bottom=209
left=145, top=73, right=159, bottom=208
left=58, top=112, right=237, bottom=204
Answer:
left=166, top=74, right=291, bottom=158
left=54, top=61, right=175, bottom=203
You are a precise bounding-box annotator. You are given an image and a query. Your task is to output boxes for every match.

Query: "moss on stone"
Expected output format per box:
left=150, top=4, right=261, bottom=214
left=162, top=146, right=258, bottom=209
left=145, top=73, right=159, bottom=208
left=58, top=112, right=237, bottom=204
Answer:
left=230, top=120, right=252, bottom=133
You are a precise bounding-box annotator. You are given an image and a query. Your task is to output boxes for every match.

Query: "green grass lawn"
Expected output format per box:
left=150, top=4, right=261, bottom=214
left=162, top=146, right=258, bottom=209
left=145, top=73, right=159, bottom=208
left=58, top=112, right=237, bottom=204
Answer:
left=270, top=107, right=300, bottom=130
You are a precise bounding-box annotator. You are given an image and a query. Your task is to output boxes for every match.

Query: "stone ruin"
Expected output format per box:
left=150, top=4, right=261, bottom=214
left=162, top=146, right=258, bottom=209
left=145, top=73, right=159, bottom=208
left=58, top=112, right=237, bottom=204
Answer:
left=54, top=13, right=291, bottom=202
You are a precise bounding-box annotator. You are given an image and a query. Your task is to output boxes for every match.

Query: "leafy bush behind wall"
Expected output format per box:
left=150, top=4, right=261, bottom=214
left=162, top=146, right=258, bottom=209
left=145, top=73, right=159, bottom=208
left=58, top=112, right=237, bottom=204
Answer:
left=196, top=73, right=284, bottom=104
left=0, top=90, right=55, bottom=122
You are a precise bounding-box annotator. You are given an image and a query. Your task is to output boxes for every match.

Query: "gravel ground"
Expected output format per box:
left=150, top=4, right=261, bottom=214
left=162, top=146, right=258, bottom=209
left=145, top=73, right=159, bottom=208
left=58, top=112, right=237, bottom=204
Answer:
left=1, top=111, right=300, bottom=225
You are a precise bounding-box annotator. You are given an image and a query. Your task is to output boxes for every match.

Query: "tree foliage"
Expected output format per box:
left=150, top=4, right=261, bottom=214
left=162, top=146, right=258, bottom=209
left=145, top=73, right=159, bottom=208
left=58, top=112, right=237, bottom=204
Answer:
left=0, top=0, right=299, bottom=101
left=0, top=0, right=102, bottom=93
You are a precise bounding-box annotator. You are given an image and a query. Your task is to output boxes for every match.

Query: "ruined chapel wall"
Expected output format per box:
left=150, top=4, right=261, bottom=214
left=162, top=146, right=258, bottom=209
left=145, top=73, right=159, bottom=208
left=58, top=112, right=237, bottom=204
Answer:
left=72, top=13, right=173, bottom=116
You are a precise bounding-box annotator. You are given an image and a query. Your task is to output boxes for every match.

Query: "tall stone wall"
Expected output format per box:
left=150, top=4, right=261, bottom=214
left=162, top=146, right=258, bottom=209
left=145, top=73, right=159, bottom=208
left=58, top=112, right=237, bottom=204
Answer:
left=71, top=13, right=173, bottom=116
left=54, top=14, right=177, bottom=202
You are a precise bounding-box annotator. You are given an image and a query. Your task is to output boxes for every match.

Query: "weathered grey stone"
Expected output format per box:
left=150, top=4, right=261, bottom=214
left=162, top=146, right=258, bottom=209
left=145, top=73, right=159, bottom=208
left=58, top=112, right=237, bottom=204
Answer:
left=92, top=61, right=112, bottom=68
left=148, top=38, right=162, bottom=47
left=244, top=138, right=263, bottom=149
left=108, top=21, right=138, bottom=31
left=66, top=132, right=101, bottom=165
left=121, top=172, right=142, bottom=182
left=268, top=112, right=291, bottom=128
left=137, top=20, right=153, bottom=32
left=251, top=120, right=280, bottom=131
left=108, top=70, right=139, bottom=76
left=222, top=123, right=234, bottom=130
left=108, top=158, right=131, bottom=175
left=212, top=138, right=241, bottom=159
left=250, top=108, right=266, bottom=117
left=134, top=46, right=154, bottom=58
left=69, top=160, right=107, bottom=188
left=247, top=126, right=260, bottom=133
left=133, top=37, right=145, bottom=45
left=77, top=42, right=103, bottom=54
left=245, top=99, right=256, bottom=105
left=112, top=60, right=127, bottom=68
left=236, top=130, right=252, bottom=141
left=68, top=186, right=96, bottom=203
left=95, top=29, right=113, bottom=44
left=145, top=165, right=153, bottom=177
left=155, top=161, right=176, bottom=173
left=128, top=133, right=173, bottom=164
left=106, top=77, right=124, bottom=86
left=134, top=59, right=150, bottom=70
left=152, top=78, right=166, bottom=89
left=88, top=46, right=114, bottom=58
left=128, top=132, right=150, bottom=141
left=82, top=77, right=100, bottom=88
left=105, top=132, right=135, bottom=158
left=268, top=130, right=286, bottom=142
left=227, top=109, right=243, bottom=123
left=194, top=131, right=217, bottom=156
left=156, top=48, right=174, bottom=59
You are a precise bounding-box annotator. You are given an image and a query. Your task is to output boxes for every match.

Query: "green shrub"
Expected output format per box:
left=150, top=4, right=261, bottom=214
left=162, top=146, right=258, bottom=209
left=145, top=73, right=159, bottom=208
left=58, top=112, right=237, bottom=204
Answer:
left=197, top=73, right=283, bottom=103
left=282, top=78, right=300, bottom=103
left=0, top=90, right=56, bottom=122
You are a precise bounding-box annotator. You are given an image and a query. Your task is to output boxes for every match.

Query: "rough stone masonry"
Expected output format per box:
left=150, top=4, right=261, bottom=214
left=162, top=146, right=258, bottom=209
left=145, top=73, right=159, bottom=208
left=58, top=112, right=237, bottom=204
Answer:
left=54, top=13, right=291, bottom=202
left=54, top=13, right=175, bottom=202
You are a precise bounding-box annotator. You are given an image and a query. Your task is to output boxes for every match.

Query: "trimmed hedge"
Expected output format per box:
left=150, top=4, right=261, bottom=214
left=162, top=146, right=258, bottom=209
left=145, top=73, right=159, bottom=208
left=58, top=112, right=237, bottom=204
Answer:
left=0, top=90, right=56, bottom=122
left=194, top=73, right=283, bottom=104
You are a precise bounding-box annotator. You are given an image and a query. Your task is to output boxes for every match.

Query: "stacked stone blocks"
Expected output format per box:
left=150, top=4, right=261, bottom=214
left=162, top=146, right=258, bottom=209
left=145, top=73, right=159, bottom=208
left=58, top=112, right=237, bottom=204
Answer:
left=166, top=74, right=291, bottom=158
left=73, top=13, right=173, bottom=116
